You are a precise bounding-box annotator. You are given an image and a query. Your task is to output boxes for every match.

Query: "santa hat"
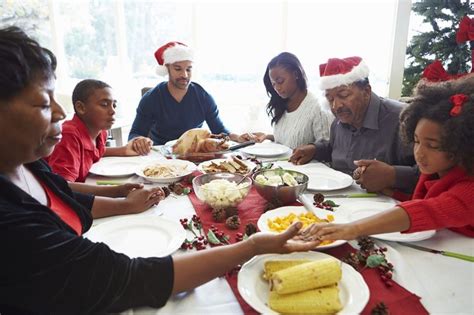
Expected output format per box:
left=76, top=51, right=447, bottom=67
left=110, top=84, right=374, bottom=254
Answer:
left=154, top=42, right=194, bottom=76
left=318, top=56, right=370, bottom=90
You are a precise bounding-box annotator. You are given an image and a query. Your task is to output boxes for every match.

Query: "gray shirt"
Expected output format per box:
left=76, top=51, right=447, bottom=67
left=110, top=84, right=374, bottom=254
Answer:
left=313, top=92, right=418, bottom=192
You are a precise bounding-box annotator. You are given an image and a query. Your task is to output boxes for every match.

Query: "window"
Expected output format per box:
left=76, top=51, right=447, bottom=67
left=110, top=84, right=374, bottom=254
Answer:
left=1, top=0, right=409, bottom=135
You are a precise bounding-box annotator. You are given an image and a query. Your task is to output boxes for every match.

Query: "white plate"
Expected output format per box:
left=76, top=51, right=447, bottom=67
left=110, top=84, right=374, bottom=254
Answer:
left=240, top=142, right=291, bottom=157
left=89, top=157, right=146, bottom=177
left=136, top=159, right=196, bottom=184
left=341, top=201, right=436, bottom=242
left=258, top=206, right=348, bottom=249
left=84, top=216, right=186, bottom=258
left=278, top=163, right=353, bottom=191
left=197, top=158, right=256, bottom=174
left=237, top=251, right=370, bottom=315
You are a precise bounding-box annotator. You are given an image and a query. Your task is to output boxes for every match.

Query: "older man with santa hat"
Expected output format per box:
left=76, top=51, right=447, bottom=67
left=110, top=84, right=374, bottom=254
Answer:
left=290, top=56, right=418, bottom=196
left=128, top=42, right=244, bottom=153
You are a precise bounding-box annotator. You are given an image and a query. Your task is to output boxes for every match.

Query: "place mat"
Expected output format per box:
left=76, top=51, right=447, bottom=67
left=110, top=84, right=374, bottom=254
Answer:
left=188, top=186, right=428, bottom=315
left=325, top=244, right=428, bottom=315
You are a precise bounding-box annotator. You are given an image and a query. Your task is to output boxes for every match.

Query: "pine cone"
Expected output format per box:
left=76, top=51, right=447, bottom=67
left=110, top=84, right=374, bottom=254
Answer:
left=225, top=215, right=241, bottom=230
left=245, top=223, right=257, bottom=236
left=313, top=192, right=325, bottom=203
left=161, top=186, right=171, bottom=198
left=212, top=208, right=227, bottom=223
left=168, top=183, right=184, bottom=195
left=358, top=237, right=375, bottom=252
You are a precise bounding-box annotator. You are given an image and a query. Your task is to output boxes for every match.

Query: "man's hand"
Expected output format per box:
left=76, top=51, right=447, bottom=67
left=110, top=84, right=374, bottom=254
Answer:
left=289, top=144, right=316, bottom=165
left=130, top=137, right=153, bottom=155
left=122, top=186, right=165, bottom=213
left=354, top=159, right=396, bottom=192
left=248, top=222, right=321, bottom=255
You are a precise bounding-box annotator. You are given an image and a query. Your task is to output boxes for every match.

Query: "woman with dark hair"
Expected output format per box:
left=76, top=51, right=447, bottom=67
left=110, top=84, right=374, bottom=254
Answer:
left=250, top=52, right=332, bottom=149
left=0, top=27, right=318, bottom=313
left=300, top=72, right=474, bottom=242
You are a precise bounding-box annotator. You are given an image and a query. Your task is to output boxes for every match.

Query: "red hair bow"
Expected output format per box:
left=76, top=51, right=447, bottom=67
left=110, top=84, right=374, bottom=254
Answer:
left=449, top=94, right=469, bottom=117
left=456, top=16, right=473, bottom=44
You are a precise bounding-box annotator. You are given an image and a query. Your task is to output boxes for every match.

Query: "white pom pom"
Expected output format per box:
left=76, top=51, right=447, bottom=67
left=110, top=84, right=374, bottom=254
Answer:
left=156, top=65, right=168, bottom=77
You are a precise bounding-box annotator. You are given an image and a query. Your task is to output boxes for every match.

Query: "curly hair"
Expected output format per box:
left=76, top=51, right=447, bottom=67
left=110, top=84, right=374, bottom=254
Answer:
left=400, top=74, right=474, bottom=174
left=0, top=26, right=56, bottom=102
left=263, top=52, right=307, bottom=125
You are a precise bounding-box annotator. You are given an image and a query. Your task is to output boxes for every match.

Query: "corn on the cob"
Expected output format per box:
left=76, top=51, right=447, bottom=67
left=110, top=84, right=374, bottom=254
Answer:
left=262, top=260, right=310, bottom=280
left=271, top=258, right=341, bottom=294
left=268, top=284, right=342, bottom=314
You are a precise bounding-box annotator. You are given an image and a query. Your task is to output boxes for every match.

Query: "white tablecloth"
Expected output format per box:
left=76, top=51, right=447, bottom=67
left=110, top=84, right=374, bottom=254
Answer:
left=86, top=154, right=474, bottom=315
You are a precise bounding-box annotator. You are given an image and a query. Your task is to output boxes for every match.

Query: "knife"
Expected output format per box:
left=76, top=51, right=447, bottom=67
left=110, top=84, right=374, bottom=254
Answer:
left=397, top=242, right=474, bottom=262
left=226, top=140, right=256, bottom=152
left=324, top=193, right=378, bottom=198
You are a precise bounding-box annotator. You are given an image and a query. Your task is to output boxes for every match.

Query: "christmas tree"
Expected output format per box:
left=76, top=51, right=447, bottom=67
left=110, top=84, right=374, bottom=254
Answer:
left=402, top=0, right=473, bottom=96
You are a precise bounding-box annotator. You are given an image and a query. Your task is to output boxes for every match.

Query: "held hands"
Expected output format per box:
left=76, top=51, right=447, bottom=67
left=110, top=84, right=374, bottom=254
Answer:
left=130, top=137, right=153, bottom=155
left=231, top=132, right=269, bottom=143
left=353, top=160, right=396, bottom=192
left=112, top=183, right=145, bottom=197
left=249, top=132, right=268, bottom=143
left=123, top=186, right=166, bottom=213
left=298, top=222, right=361, bottom=243
left=289, top=144, right=316, bottom=165
left=247, top=222, right=321, bottom=255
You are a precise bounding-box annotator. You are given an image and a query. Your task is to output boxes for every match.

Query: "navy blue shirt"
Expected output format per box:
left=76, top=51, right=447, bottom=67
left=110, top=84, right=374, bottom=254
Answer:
left=128, top=82, right=229, bottom=145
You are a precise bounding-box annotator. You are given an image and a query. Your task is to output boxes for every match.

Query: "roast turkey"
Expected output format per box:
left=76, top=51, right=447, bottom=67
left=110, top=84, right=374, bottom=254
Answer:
left=172, top=128, right=229, bottom=155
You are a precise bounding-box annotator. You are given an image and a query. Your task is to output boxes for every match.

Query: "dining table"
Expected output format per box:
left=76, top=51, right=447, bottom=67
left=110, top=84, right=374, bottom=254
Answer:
left=84, top=148, right=474, bottom=315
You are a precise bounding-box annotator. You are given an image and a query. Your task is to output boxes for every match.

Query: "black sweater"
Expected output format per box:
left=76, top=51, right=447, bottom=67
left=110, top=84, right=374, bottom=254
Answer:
left=0, top=160, right=174, bottom=314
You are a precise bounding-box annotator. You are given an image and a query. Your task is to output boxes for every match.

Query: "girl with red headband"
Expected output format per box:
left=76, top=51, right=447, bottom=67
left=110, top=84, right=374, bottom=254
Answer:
left=300, top=72, right=474, bottom=241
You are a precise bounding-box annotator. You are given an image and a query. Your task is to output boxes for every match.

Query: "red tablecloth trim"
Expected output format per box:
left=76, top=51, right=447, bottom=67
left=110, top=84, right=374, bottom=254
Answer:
left=188, top=185, right=428, bottom=315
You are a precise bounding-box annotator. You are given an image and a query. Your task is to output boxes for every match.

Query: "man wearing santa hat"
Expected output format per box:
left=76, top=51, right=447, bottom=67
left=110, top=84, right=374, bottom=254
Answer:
left=290, top=56, right=418, bottom=196
left=128, top=42, right=244, bottom=153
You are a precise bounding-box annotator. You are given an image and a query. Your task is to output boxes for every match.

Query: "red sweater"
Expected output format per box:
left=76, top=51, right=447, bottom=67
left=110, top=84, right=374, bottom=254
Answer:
left=400, top=166, right=474, bottom=237
left=47, top=115, right=107, bottom=182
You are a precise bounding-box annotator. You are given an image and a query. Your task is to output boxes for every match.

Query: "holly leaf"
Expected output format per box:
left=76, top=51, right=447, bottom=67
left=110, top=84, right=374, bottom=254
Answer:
left=243, top=234, right=249, bottom=240
left=183, top=187, right=191, bottom=195
left=324, top=200, right=339, bottom=207
left=366, top=254, right=386, bottom=268
left=221, top=234, right=230, bottom=244
left=207, top=230, right=222, bottom=245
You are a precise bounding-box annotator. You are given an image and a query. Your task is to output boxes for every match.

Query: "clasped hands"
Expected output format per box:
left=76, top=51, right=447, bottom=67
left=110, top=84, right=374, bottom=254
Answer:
left=352, top=159, right=396, bottom=192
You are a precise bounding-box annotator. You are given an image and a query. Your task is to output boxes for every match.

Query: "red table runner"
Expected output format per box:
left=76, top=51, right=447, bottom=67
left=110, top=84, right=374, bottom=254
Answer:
left=188, top=187, right=428, bottom=315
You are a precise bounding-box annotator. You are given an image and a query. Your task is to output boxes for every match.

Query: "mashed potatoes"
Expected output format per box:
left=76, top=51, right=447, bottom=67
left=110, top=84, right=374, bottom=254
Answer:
left=200, top=179, right=249, bottom=209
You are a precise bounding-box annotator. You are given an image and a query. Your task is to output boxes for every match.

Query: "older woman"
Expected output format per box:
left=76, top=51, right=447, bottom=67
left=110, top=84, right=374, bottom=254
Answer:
left=0, top=27, right=318, bottom=313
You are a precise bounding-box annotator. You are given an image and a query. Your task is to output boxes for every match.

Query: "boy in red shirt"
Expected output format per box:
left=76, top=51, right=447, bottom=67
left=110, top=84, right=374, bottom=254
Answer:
left=48, top=79, right=151, bottom=183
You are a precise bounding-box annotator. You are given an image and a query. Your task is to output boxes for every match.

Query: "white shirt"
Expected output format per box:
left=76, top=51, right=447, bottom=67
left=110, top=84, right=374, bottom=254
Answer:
left=273, top=91, right=333, bottom=149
